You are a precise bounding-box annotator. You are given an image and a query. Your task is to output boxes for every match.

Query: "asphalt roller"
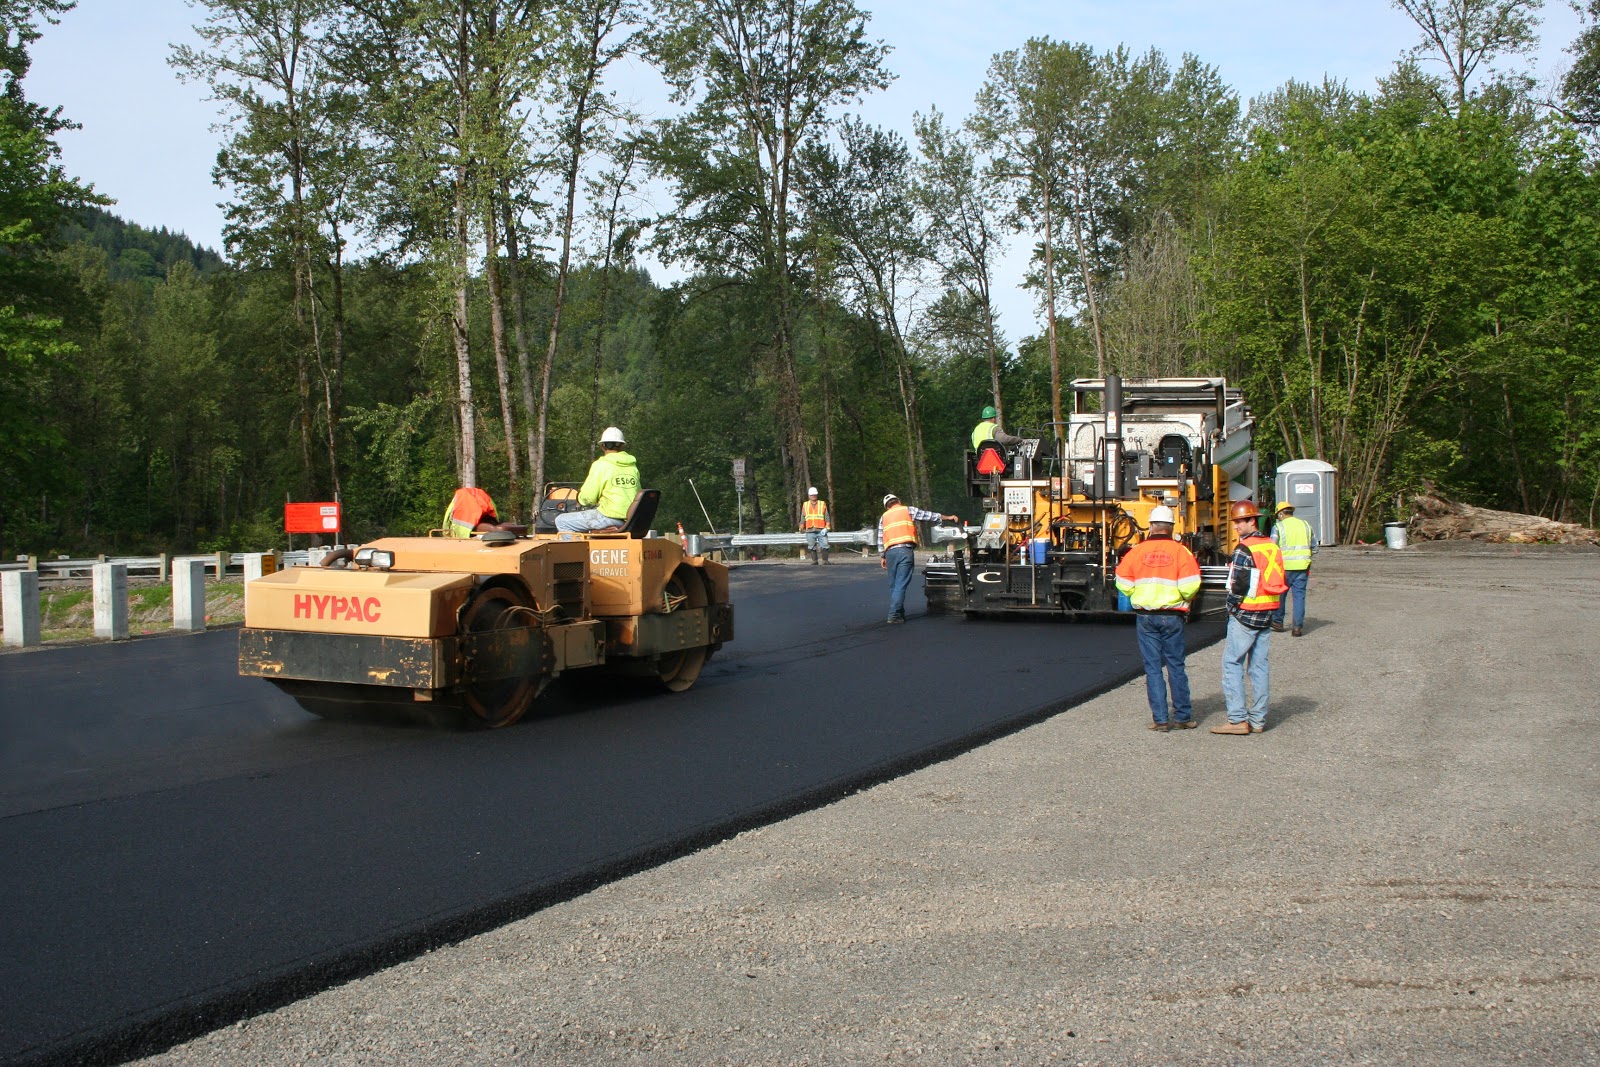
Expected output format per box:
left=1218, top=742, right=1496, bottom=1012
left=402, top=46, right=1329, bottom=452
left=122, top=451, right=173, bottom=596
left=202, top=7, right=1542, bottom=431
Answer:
left=238, top=525, right=732, bottom=728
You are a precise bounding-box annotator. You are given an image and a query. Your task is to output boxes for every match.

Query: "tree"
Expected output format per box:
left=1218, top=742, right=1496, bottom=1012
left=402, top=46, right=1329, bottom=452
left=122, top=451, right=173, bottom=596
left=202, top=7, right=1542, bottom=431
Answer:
left=802, top=118, right=931, bottom=503
left=913, top=107, right=1008, bottom=427
left=1393, top=0, right=1543, bottom=114
left=0, top=0, right=100, bottom=554
left=646, top=0, right=890, bottom=520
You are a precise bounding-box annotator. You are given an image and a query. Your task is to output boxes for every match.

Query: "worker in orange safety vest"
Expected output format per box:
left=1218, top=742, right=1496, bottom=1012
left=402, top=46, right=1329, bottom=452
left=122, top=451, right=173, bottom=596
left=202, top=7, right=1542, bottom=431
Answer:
left=1214, top=499, right=1288, bottom=735
left=801, top=487, right=831, bottom=565
left=442, top=487, right=500, bottom=537
left=878, top=492, right=958, bottom=625
left=1115, top=505, right=1202, bottom=731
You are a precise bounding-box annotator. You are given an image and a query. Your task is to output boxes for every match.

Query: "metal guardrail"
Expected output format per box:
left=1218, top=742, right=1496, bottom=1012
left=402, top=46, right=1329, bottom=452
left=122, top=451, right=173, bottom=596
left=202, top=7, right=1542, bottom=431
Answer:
left=0, top=549, right=330, bottom=583
left=686, top=526, right=968, bottom=557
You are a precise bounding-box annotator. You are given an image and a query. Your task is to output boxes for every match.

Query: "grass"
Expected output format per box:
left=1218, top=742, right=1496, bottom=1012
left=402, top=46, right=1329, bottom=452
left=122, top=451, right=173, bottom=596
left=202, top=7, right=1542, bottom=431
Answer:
left=26, top=581, right=247, bottom=644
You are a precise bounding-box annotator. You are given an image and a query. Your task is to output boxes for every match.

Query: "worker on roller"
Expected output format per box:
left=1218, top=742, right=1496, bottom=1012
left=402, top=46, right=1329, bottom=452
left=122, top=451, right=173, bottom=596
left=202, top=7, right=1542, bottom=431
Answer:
left=1213, top=499, right=1288, bottom=735
left=555, top=426, right=641, bottom=533
left=1270, top=500, right=1316, bottom=636
left=878, top=493, right=959, bottom=625
left=971, top=403, right=1023, bottom=450
left=442, top=486, right=500, bottom=537
left=801, top=486, right=831, bottom=565
left=1115, top=506, right=1202, bottom=732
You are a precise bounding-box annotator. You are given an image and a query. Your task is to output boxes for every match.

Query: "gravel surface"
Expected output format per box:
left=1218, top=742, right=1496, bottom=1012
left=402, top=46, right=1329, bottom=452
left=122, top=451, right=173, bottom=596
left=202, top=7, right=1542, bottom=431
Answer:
left=137, top=543, right=1600, bottom=1066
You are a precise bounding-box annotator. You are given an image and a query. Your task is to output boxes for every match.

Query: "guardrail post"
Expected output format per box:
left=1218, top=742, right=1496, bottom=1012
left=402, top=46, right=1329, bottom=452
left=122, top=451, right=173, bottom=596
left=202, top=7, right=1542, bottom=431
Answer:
left=214, top=551, right=231, bottom=578
left=26, top=554, right=38, bottom=572
left=3, top=570, right=42, bottom=647
left=172, top=559, right=207, bottom=632
left=93, top=562, right=130, bottom=640
left=305, top=547, right=330, bottom=568
left=158, top=552, right=171, bottom=582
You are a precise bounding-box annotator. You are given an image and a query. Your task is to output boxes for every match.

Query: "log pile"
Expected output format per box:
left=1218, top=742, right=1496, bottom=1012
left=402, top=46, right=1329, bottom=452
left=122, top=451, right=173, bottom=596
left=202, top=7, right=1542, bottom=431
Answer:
left=1407, top=493, right=1600, bottom=545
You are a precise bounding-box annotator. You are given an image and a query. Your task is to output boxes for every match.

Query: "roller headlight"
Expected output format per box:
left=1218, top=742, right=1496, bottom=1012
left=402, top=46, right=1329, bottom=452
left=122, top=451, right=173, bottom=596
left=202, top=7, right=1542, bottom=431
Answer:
left=354, top=548, right=395, bottom=570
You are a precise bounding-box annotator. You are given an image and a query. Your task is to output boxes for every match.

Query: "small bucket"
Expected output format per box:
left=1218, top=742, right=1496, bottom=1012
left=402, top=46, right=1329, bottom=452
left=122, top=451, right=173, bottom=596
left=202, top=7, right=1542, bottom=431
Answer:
left=1029, top=537, right=1050, bottom=564
left=1383, top=521, right=1408, bottom=550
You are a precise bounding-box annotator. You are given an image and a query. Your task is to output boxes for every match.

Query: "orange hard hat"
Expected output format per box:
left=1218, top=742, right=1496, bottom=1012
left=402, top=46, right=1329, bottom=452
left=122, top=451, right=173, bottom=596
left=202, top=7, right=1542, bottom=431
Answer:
left=1229, top=500, right=1260, bottom=520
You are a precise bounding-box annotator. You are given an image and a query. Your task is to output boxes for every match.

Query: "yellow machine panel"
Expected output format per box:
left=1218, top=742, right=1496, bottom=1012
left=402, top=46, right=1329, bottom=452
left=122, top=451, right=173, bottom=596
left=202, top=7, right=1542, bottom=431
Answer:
left=581, top=533, right=686, bottom=617
left=244, top=567, right=473, bottom=638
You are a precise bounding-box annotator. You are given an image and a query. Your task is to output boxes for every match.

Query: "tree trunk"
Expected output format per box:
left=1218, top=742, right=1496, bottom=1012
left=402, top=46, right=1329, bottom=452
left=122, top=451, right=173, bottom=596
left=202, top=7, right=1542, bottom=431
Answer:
left=484, top=204, right=521, bottom=500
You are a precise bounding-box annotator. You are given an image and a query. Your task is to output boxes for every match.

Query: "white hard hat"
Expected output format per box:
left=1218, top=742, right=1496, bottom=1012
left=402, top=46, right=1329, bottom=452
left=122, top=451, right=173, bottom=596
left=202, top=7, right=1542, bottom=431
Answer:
left=600, top=426, right=625, bottom=445
left=1149, top=505, right=1176, bottom=525
left=883, top=493, right=899, bottom=507
left=807, top=486, right=818, bottom=496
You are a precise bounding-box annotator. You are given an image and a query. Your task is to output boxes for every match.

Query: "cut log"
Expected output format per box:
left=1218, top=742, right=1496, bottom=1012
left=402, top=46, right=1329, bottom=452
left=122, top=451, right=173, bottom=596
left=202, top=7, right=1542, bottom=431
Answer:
left=1407, top=493, right=1600, bottom=545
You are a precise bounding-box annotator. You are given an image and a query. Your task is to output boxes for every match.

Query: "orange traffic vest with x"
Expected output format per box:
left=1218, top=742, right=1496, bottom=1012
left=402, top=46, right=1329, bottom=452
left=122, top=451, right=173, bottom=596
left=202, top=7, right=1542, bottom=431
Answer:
left=802, top=499, right=829, bottom=529
left=1234, top=534, right=1288, bottom=612
left=880, top=504, right=918, bottom=548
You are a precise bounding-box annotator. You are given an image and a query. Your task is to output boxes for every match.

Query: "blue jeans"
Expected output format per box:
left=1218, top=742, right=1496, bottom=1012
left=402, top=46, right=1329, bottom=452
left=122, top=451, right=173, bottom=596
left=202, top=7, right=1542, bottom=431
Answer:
left=1135, top=612, right=1192, bottom=724
left=555, top=507, right=625, bottom=533
left=885, top=544, right=914, bottom=620
left=1222, top=616, right=1272, bottom=726
left=805, top=529, right=829, bottom=550
left=1271, top=569, right=1309, bottom=629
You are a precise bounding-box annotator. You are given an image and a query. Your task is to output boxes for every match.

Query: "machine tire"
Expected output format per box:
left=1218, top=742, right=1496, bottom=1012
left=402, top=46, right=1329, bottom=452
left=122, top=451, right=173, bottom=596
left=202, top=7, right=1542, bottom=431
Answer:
left=652, top=566, right=710, bottom=692
left=457, top=582, right=544, bottom=728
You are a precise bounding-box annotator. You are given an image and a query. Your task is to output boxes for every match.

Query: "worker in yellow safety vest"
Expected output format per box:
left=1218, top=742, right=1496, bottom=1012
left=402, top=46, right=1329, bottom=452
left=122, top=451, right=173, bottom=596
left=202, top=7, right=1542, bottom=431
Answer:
left=878, top=492, right=959, bottom=625
left=1270, top=500, right=1316, bottom=636
left=555, top=426, right=641, bottom=533
left=1213, top=499, right=1288, bottom=735
left=970, top=404, right=1024, bottom=450
left=801, top=487, right=831, bottom=565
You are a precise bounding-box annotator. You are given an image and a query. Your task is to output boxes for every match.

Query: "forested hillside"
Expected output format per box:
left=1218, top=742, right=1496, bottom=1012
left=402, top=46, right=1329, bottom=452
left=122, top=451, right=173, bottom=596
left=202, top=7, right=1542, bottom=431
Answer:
left=3, top=0, right=1599, bottom=559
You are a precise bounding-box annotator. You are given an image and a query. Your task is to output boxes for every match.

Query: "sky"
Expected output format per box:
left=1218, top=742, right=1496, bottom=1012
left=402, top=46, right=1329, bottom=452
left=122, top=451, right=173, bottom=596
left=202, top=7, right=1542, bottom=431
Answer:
left=26, top=0, right=1588, bottom=338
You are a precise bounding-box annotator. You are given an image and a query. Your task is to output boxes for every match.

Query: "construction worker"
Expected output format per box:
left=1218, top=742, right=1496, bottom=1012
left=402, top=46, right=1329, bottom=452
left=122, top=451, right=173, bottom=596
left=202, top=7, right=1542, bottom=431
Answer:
left=1270, top=500, right=1316, bottom=636
left=878, top=493, right=959, bottom=624
left=971, top=404, right=1023, bottom=450
left=801, top=487, right=831, bottom=565
left=555, top=426, right=641, bottom=533
left=442, top=486, right=500, bottom=537
left=1213, top=499, right=1288, bottom=735
left=1114, top=506, right=1202, bottom=731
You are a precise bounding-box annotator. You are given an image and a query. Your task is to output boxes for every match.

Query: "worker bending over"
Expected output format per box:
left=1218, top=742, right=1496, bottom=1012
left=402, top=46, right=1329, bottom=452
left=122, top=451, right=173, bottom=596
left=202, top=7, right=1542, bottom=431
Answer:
left=878, top=493, right=958, bottom=625
left=556, top=426, right=641, bottom=533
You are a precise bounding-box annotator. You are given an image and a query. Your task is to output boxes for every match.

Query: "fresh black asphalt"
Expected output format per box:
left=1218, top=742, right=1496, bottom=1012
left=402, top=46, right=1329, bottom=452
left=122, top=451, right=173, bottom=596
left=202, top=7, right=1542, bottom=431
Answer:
left=0, top=563, right=1224, bottom=1066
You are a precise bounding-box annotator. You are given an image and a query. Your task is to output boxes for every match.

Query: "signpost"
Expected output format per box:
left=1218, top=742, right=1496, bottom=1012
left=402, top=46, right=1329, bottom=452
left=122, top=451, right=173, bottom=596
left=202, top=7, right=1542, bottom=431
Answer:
left=732, top=458, right=746, bottom=534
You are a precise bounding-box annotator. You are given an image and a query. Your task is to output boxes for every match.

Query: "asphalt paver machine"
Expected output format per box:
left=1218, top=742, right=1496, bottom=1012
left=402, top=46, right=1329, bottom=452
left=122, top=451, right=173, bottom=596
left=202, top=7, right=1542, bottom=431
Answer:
left=925, top=376, right=1258, bottom=619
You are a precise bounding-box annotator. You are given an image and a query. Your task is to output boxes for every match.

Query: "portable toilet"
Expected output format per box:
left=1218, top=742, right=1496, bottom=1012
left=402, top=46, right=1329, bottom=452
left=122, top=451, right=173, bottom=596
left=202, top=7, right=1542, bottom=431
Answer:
left=1274, top=460, right=1338, bottom=546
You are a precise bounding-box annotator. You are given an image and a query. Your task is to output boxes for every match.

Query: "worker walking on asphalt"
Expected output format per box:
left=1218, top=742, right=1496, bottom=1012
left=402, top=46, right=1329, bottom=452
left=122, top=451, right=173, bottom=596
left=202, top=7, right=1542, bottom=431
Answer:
left=1214, top=500, right=1288, bottom=735
left=1270, top=500, right=1315, bottom=635
left=1115, top=506, right=1202, bottom=731
left=802, top=487, right=831, bottom=565
left=879, top=493, right=959, bottom=625
left=555, top=426, right=641, bottom=533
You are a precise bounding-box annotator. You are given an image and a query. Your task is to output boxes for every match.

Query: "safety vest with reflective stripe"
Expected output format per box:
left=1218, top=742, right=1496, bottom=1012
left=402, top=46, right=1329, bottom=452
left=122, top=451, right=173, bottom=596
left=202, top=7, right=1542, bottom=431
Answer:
left=1115, top=536, right=1202, bottom=613
left=1233, top=535, right=1287, bottom=612
left=880, top=504, right=918, bottom=548
left=443, top=487, right=497, bottom=538
left=802, top=499, right=829, bottom=529
left=1273, top=514, right=1314, bottom=571
left=971, top=419, right=998, bottom=450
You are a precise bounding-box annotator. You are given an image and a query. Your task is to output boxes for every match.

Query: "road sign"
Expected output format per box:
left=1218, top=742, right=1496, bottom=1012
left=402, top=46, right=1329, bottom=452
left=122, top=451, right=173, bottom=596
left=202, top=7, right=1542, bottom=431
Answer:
left=732, top=457, right=746, bottom=491
left=285, top=502, right=341, bottom=534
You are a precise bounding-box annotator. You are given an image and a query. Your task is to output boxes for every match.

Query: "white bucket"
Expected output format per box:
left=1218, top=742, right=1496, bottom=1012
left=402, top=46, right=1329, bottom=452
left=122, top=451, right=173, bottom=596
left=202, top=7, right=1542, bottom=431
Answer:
left=1383, top=522, right=1408, bottom=550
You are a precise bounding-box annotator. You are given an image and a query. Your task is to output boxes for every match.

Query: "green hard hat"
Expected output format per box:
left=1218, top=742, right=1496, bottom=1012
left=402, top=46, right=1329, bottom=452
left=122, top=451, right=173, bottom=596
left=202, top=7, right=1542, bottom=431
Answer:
left=980, top=405, right=997, bottom=420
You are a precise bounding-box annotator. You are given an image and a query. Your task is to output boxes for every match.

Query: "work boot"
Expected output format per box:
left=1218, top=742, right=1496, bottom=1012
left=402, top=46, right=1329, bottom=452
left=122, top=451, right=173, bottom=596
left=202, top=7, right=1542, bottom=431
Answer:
left=809, top=549, right=819, bottom=565
left=1148, top=722, right=1170, bottom=732
left=1210, top=720, right=1251, bottom=735
left=1271, top=622, right=1286, bottom=633
left=821, top=550, right=830, bottom=565
left=1250, top=722, right=1266, bottom=733
left=1292, top=627, right=1303, bottom=637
